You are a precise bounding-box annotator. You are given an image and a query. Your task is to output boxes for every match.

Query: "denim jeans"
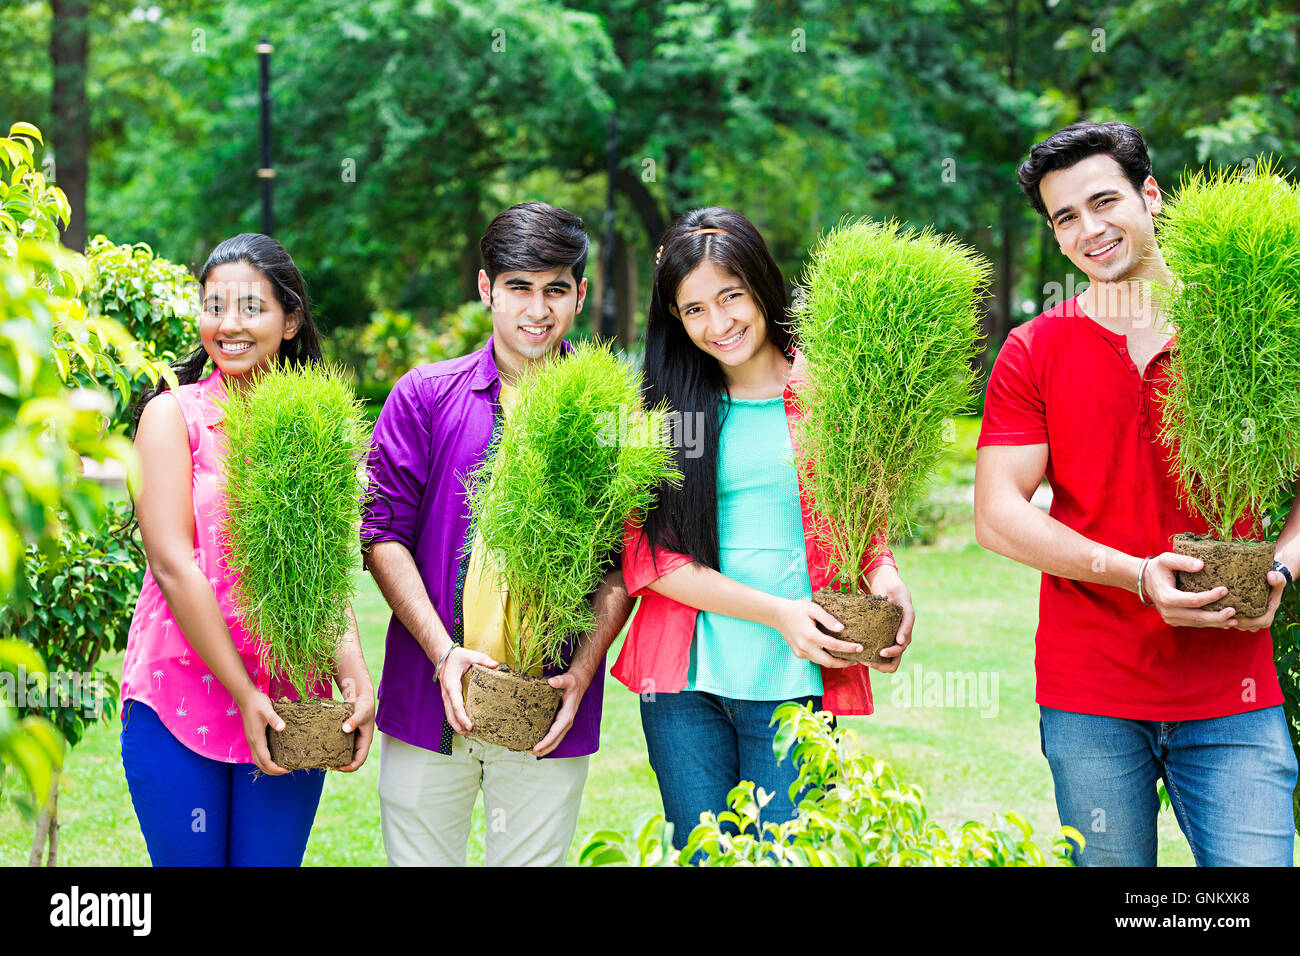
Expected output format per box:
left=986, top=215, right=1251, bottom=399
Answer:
left=639, top=690, right=819, bottom=851
left=1039, top=704, right=1297, bottom=866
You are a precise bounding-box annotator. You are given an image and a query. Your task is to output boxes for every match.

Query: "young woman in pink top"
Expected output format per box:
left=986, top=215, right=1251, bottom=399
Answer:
left=119, top=233, right=375, bottom=866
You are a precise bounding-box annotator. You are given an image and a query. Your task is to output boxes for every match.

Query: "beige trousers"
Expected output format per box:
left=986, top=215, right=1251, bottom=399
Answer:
left=377, top=730, right=589, bottom=866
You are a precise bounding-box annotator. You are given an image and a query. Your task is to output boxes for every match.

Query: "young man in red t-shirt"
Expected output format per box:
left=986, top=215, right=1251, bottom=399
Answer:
left=974, top=121, right=1299, bottom=866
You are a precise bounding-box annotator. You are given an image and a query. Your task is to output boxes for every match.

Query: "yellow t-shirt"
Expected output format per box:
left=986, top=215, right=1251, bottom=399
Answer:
left=463, top=383, right=538, bottom=674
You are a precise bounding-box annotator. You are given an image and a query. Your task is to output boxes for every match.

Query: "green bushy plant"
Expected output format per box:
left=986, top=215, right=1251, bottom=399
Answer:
left=326, top=302, right=496, bottom=400
left=0, top=499, right=143, bottom=747
left=793, top=219, right=989, bottom=588
left=220, top=364, right=372, bottom=696
left=581, top=701, right=1084, bottom=867
left=0, top=122, right=156, bottom=819
left=425, top=300, right=495, bottom=363
left=464, top=342, right=679, bottom=673
left=1159, top=159, right=1300, bottom=540
left=84, top=234, right=199, bottom=358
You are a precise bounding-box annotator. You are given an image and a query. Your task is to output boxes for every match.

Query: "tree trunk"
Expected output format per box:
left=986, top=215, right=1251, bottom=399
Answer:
left=50, top=0, right=90, bottom=253
left=614, top=231, right=638, bottom=349
left=27, top=771, right=60, bottom=867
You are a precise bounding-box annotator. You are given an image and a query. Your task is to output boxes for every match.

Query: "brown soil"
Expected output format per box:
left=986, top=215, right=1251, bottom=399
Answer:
left=267, top=698, right=356, bottom=771
left=811, top=590, right=904, bottom=666
left=464, top=663, right=562, bottom=752
left=1172, top=533, right=1275, bottom=617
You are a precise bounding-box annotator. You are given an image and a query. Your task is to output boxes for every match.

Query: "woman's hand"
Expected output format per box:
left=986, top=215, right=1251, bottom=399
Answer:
left=238, top=687, right=291, bottom=775
left=866, top=565, right=915, bottom=674
left=772, top=599, right=861, bottom=669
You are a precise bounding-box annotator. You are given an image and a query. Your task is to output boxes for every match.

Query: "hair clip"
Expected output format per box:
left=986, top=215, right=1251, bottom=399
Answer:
left=655, top=244, right=664, bottom=266
left=687, top=228, right=729, bottom=236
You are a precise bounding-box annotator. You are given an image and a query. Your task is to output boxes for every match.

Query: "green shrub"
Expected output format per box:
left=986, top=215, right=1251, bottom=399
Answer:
left=581, top=701, right=1083, bottom=866
left=1159, top=159, right=1300, bottom=539
left=325, top=302, right=496, bottom=394
left=0, top=500, right=143, bottom=748
left=84, top=234, right=199, bottom=362
left=220, top=364, right=372, bottom=696
left=793, top=220, right=989, bottom=588
left=465, top=343, right=678, bottom=673
left=0, top=121, right=154, bottom=814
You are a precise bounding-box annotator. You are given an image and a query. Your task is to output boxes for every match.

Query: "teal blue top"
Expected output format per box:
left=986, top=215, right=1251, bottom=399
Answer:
left=686, top=395, right=823, bottom=700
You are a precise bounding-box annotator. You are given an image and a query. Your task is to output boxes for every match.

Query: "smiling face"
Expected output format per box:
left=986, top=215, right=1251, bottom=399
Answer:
left=199, top=261, right=300, bottom=383
left=673, top=259, right=773, bottom=379
left=1040, top=153, right=1163, bottom=285
left=479, top=266, right=586, bottom=381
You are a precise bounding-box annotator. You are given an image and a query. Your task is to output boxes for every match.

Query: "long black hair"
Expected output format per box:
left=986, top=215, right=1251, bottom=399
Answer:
left=641, top=207, right=795, bottom=571
left=132, top=233, right=323, bottom=433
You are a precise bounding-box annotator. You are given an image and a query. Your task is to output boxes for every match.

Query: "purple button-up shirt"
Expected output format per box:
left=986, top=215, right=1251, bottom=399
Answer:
left=361, top=336, right=605, bottom=758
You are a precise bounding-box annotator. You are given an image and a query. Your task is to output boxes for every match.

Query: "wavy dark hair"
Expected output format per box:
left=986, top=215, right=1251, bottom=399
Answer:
left=641, top=207, right=795, bottom=571
left=132, top=233, right=323, bottom=432
left=1017, top=121, right=1153, bottom=219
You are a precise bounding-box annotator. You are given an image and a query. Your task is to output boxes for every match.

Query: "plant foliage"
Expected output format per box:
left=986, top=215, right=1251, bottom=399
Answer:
left=1159, top=159, right=1300, bottom=539
left=580, top=701, right=1083, bottom=867
left=0, top=121, right=154, bottom=810
left=793, top=219, right=988, bottom=590
left=0, top=500, right=143, bottom=748
left=464, top=342, right=679, bottom=673
left=221, top=363, right=372, bottom=697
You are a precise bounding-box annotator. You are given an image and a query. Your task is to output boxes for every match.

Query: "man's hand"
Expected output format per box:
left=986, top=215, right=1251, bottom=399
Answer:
left=438, top=645, right=499, bottom=734
left=332, top=678, right=376, bottom=773
left=532, top=667, right=594, bottom=757
left=1143, top=552, right=1237, bottom=628
left=867, top=565, right=915, bottom=674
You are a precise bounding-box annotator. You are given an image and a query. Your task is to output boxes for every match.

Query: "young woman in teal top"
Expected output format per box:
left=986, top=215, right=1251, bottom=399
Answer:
left=632, top=207, right=916, bottom=848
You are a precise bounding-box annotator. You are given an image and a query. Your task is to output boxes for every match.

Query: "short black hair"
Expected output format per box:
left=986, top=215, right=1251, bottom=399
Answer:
left=1017, top=121, right=1153, bottom=219
left=479, top=201, right=589, bottom=285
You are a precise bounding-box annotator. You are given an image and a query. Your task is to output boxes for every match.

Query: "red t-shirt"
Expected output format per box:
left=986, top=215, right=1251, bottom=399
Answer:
left=978, top=296, right=1281, bottom=720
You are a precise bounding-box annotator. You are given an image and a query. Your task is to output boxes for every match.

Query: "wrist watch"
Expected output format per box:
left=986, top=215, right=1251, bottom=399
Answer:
left=1274, top=560, right=1294, bottom=589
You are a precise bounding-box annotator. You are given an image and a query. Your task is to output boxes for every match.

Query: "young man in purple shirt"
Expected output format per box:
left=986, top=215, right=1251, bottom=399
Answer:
left=361, top=202, right=633, bottom=866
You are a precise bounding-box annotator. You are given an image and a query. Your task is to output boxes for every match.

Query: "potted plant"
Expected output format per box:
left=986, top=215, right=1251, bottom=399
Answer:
left=221, top=363, right=372, bottom=769
left=793, top=219, right=988, bottom=663
left=1159, top=159, right=1300, bottom=617
left=463, top=342, right=678, bottom=751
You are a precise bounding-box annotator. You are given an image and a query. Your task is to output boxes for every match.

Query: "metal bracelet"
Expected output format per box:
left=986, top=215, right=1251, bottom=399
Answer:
left=432, top=644, right=457, bottom=684
left=1137, top=555, right=1155, bottom=607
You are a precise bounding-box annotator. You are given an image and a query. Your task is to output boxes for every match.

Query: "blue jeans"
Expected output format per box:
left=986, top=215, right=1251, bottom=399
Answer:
left=1039, top=704, right=1296, bottom=866
left=121, top=699, right=326, bottom=866
left=639, top=691, right=819, bottom=851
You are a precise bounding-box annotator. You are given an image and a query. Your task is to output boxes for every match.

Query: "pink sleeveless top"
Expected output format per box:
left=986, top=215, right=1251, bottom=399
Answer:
left=120, top=368, right=330, bottom=763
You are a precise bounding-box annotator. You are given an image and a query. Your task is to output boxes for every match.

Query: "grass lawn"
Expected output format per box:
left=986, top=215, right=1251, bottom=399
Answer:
left=0, top=526, right=1278, bottom=866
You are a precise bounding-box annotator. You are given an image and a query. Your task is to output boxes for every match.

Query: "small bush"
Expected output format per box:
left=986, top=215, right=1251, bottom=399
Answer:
left=220, top=364, right=372, bottom=696
left=793, top=220, right=988, bottom=588
left=0, top=500, right=144, bottom=747
left=464, top=343, right=679, bottom=673
left=84, top=235, right=199, bottom=362
left=1159, top=159, right=1300, bottom=539
left=580, top=702, right=1084, bottom=867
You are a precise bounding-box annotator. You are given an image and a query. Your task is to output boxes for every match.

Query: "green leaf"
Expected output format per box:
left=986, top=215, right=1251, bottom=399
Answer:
left=9, top=123, right=42, bottom=144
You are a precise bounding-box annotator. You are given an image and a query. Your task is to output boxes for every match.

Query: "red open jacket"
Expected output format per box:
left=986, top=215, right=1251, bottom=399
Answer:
left=611, top=349, right=896, bottom=716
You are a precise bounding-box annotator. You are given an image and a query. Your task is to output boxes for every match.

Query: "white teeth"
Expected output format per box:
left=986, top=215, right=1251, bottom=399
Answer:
left=716, top=330, right=744, bottom=346
left=221, top=342, right=252, bottom=353
left=520, top=325, right=550, bottom=335
left=1086, top=239, right=1120, bottom=257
